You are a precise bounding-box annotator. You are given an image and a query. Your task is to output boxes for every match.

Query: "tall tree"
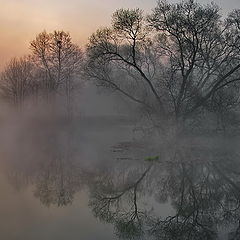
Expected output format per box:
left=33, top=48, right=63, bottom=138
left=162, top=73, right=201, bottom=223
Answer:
left=86, top=9, right=166, bottom=116
left=30, top=30, right=83, bottom=114
left=86, top=1, right=240, bottom=125
left=148, top=0, right=240, bottom=120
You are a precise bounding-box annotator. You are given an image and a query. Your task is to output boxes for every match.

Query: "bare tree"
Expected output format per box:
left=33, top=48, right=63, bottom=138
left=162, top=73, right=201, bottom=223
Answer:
left=30, top=30, right=83, bottom=115
left=148, top=0, right=240, bottom=120
left=0, top=56, right=35, bottom=107
left=86, top=9, right=166, bottom=116
left=86, top=1, right=240, bottom=126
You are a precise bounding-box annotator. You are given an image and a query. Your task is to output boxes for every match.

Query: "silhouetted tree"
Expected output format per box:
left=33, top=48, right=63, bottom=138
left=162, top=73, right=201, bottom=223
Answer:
left=86, top=9, right=165, bottom=115
left=86, top=0, right=240, bottom=127
left=30, top=30, right=83, bottom=115
left=148, top=0, right=240, bottom=120
left=0, top=56, right=35, bottom=107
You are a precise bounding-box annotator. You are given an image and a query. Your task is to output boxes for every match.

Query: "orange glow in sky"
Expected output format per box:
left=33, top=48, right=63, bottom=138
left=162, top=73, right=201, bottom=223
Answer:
left=0, top=0, right=239, bottom=69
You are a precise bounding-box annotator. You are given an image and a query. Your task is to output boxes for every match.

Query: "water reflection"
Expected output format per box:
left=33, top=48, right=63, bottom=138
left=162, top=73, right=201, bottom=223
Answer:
left=86, top=142, right=240, bottom=240
left=2, top=120, right=240, bottom=240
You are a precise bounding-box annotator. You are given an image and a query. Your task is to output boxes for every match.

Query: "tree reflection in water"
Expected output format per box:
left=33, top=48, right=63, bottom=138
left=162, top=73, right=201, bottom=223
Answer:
left=4, top=134, right=240, bottom=240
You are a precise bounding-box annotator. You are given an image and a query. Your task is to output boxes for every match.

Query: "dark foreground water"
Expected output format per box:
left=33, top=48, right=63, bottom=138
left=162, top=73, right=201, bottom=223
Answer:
left=0, top=115, right=240, bottom=240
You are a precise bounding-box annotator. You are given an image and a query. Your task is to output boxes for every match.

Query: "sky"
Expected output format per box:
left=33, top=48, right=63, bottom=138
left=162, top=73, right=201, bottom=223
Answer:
left=0, top=0, right=239, bottom=68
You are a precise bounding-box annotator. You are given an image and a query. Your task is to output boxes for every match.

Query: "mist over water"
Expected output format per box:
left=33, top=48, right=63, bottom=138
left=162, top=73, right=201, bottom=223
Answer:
left=0, top=0, right=240, bottom=239
left=0, top=81, right=238, bottom=240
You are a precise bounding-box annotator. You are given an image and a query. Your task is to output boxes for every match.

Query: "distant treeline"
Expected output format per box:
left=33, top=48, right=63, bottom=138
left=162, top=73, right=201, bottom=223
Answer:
left=1, top=0, right=240, bottom=131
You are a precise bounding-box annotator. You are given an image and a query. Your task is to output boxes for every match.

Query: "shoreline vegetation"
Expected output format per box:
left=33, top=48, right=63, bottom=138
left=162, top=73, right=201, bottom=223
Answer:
left=0, top=0, right=240, bottom=136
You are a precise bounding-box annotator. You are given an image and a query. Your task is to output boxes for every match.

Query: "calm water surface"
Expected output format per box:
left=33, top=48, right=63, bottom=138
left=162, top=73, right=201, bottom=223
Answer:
left=0, top=116, right=240, bottom=240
